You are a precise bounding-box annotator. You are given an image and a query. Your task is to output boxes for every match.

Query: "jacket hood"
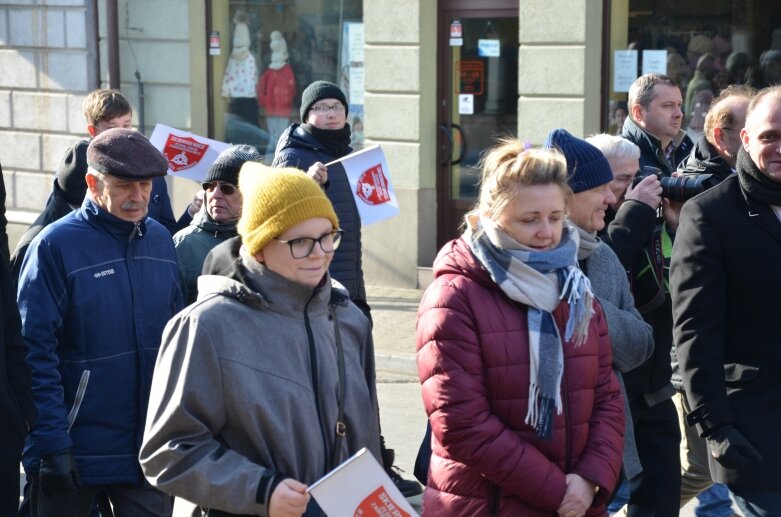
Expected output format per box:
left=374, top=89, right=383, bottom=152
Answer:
left=679, top=136, right=733, bottom=181
left=197, top=238, right=349, bottom=311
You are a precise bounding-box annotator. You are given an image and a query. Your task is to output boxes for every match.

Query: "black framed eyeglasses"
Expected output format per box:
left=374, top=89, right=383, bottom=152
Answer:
left=310, top=104, right=345, bottom=114
left=201, top=181, right=238, bottom=195
left=275, top=229, right=344, bottom=259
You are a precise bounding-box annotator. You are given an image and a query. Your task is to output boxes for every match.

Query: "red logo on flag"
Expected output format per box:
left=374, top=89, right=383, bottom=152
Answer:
left=356, top=165, right=391, bottom=206
left=162, top=134, right=209, bottom=172
left=354, top=486, right=411, bottom=517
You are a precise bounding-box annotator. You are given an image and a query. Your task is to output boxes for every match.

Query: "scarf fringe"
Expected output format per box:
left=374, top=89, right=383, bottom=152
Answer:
left=525, top=384, right=558, bottom=441
left=560, top=266, right=595, bottom=347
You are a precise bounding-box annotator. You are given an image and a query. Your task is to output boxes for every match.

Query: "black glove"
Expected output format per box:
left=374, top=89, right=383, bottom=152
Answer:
left=39, top=449, right=81, bottom=496
left=706, top=426, right=763, bottom=470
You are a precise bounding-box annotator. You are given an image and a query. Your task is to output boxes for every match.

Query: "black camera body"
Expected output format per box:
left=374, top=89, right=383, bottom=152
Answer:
left=632, top=166, right=718, bottom=202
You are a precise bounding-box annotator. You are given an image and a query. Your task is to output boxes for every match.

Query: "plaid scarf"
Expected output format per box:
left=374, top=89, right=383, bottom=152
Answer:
left=465, top=214, right=595, bottom=440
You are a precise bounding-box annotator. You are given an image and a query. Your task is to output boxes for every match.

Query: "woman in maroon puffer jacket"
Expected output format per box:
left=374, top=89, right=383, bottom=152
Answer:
left=417, top=141, right=624, bottom=516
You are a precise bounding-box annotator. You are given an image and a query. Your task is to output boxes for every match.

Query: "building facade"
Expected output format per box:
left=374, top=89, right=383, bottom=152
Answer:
left=3, top=0, right=779, bottom=288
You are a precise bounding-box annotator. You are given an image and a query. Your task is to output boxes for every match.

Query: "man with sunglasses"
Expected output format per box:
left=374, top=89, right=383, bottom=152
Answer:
left=173, top=145, right=262, bottom=304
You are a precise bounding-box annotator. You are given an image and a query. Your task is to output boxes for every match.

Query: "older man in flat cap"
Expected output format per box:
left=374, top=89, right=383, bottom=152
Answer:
left=17, top=128, right=183, bottom=516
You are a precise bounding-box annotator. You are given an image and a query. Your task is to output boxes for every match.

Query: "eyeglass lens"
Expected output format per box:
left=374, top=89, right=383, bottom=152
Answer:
left=312, top=104, right=344, bottom=114
left=201, top=182, right=237, bottom=195
left=286, top=231, right=343, bottom=258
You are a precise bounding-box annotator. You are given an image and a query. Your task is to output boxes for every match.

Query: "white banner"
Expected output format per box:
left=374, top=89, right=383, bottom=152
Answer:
left=149, top=124, right=230, bottom=183
left=326, top=144, right=399, bottom=226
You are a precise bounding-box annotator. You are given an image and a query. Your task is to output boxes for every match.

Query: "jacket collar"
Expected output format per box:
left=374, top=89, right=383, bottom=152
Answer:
left=193, top=208, right=238, bottom=237
left=197, top=242, right=339, bottom=314
left=622, top=116, right=692, bottom=172
left=680, top=136, right=733, bottom=181
left=80, top=195, right=146, bottom=242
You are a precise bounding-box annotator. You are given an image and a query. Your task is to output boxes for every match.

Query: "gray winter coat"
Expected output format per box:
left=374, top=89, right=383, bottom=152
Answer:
left=140, top=250, right=381, bottom=516
left=580, top=240, right=655, bottom=480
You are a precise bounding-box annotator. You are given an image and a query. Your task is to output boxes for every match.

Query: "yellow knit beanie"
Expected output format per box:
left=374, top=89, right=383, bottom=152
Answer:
left=237, top=163, right=340, bottom=256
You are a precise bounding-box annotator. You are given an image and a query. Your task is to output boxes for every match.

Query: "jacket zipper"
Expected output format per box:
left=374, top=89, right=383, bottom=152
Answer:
left=562, top=369, right=572, bottom=473
left=304, top=292, right=330, bottom=475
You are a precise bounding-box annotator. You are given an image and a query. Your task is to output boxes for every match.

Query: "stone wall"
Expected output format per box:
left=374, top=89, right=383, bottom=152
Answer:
left=0, top=0, right=97, bottom=248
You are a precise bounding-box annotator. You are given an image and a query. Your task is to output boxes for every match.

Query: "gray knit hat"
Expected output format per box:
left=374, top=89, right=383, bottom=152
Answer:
left=299, top=81, right=348, bottom=122
left=87, top=128, right=168, bottom=180
left=204, top=144, right=263, bottom=186
left=543, top=129, right=613, bottom=193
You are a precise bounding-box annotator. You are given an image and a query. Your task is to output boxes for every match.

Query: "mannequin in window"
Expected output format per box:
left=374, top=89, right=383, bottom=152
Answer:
left=257, top=31, right=297, bottom=155
left=221, top=10, right=258, bottom=127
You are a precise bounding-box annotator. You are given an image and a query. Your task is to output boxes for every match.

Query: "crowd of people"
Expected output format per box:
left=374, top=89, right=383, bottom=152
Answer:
left=1, top=73, right=781, bottom=517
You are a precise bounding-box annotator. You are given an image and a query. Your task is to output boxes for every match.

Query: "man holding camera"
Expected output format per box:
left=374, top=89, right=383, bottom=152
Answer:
left=672, top=86, right=781, bottom=517
left=672, top=84, right=755, bottom=511
left=597, top=73, right=692, bottom=516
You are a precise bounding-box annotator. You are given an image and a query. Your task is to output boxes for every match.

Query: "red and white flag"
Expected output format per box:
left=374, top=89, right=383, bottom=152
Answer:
left=327, top=144, right=399, bottom=225
left=149, top=124, right=230, bottom=182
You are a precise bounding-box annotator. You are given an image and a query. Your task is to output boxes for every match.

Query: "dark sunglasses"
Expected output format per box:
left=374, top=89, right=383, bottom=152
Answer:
left=201, top=182, right=238, bottom=195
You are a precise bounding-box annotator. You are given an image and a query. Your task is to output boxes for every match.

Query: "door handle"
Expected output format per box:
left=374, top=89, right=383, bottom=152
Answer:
left=450, top=123, right=467, bottom=165
left=438, top=124, right=453, bottom=166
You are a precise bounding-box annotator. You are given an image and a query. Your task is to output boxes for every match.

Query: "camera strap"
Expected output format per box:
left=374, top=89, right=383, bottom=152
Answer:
left=630, top=224, right=666, bottom=314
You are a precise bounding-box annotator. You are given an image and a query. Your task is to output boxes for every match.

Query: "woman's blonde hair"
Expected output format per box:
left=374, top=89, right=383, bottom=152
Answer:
left=469, top=138, right=571, bottom=223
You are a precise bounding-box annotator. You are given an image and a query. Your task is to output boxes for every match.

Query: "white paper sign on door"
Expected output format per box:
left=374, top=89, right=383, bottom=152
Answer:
left=458, top=93, right=474, bottom=115
left=614, top=50, right=639, bottom=93
left=642, top=50, right=668, bottom=75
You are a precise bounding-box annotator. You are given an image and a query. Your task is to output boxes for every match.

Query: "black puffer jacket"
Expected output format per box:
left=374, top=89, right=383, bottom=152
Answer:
left=271, top=124, right=366, bottom=306
left=677, top=136, right=733, bottom=182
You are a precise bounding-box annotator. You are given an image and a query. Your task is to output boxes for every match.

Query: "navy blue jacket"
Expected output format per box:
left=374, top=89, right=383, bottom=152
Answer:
left=272, top=124, right=366, bottom=305
left=17, top=196, right=183, bottom=485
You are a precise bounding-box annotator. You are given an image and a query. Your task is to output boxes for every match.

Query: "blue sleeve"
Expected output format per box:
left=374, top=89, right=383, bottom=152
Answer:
left=17, top=236, right=73, bottom=456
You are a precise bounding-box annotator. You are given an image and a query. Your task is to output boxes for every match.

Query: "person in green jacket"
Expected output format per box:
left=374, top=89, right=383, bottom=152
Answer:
left=173, top=145, right=262, bottom=304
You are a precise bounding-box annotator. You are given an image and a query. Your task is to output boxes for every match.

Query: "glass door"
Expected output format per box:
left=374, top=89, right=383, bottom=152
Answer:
left=437, top=0, right=519, bottom=248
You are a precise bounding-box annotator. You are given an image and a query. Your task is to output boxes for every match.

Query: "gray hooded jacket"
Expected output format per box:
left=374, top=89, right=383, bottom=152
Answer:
left=140, top=250, right=381, bottom=516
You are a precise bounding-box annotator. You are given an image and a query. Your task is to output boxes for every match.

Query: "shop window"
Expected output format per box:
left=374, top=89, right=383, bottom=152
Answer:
left=209, top=0, right=363, bottom=158
left=606, top=1, right=781, bottom=140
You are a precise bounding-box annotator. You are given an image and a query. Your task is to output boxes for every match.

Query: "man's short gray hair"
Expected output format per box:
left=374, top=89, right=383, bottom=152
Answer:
left=586, top=133, right=640, bottom=163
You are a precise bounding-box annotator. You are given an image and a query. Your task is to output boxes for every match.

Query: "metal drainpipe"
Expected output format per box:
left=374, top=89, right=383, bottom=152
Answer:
left=136, top=71, right=145, bottom=135
left=106, top=0, right=120, bottom=89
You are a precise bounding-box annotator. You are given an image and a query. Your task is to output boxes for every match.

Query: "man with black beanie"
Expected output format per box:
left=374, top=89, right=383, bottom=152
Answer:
left=272, top=81, right=423, bottom=501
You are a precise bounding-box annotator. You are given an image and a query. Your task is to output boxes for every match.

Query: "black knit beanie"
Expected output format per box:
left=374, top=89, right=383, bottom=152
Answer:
left=543, top=129, right=613, bottom=193
left=56, top=140, right=89, bottom=206
left=299, top=81, right=348, bottom=123
left=204, top=144, right=263, bottom=185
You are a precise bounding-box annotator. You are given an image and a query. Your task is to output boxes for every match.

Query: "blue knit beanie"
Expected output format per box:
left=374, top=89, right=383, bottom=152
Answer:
left=543, top=129, right=613, bottom=193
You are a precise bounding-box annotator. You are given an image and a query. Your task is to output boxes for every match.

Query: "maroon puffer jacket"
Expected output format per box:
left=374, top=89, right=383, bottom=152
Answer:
left=417, top=238, right=624, bottom=516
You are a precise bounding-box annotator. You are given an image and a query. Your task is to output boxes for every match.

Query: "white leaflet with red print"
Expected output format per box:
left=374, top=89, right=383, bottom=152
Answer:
left=149, top=124, right=230, bottom=182
left=326, top=144, right=400, bottom=226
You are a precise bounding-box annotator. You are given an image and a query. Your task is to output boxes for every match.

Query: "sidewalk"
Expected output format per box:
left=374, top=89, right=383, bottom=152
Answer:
left=366, top=285, right=422, bottom=382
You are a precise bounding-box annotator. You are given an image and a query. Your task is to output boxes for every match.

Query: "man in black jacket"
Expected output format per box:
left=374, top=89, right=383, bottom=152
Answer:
left=0, top=168, right=36, bottom=515
left=672, top=85, right=781, bottom=516
left=672, top=84, right=755, bottom=510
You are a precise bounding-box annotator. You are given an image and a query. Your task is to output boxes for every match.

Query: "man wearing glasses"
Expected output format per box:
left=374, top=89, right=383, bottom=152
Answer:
left=271, top=81, right=370, bottom=319
left=173, top=144, right=262, bottom=304
left=272, top=81, right=424, bottom=501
